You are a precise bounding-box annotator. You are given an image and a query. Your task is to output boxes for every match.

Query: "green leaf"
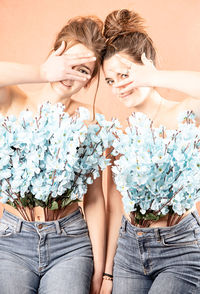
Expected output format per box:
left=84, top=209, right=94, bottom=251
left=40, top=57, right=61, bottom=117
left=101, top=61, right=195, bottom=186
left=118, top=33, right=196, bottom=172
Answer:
left=144, top=213, right=160, bottom=221
left=50, top=201, right=59, bottom=210
left=61, top=198, right=73, bottom=208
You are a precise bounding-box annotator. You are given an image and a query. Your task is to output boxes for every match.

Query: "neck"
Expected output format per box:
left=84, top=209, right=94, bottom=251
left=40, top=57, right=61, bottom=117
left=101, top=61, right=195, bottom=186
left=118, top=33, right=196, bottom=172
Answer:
left=134, top=89, right=163, bottom=120
left=33, top=83, right=72, bottom=109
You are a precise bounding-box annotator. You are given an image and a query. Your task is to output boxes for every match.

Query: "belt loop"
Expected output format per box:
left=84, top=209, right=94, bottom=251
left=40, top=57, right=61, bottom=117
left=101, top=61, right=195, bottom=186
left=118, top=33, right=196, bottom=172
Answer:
left=191, top=210, right=200, bottom=226
left=155, top=228, right=161, bottom=241
left=124, top=220, right=127, bottom=232
left=16, top=219, right=22, bottom=233
left=79, top=206, right=83, bottom=216
left=55, top=220, right=61, bottom=234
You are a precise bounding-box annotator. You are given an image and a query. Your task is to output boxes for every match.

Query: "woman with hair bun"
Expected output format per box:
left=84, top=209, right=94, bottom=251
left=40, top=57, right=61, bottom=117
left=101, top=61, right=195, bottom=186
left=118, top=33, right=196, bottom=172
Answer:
left=101, top=9, right=200, bottom=294
left=0, top=16, right=106, bottom=294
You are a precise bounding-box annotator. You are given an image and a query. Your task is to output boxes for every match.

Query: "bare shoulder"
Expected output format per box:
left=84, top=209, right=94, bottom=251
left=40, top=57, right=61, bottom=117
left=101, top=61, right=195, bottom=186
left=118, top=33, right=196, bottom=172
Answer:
left=0, top=85, right=29, bottom=116
left=179, top=97, right=200, bottom=121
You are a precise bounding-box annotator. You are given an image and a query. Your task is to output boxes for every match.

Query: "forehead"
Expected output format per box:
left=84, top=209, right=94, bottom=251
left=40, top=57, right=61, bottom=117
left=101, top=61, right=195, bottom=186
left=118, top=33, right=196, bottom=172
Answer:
left=66, top=43, right=94, bottom=56
left=103, top=53, right=133, bottom=76
left=65, top=43, right=95, bottom=72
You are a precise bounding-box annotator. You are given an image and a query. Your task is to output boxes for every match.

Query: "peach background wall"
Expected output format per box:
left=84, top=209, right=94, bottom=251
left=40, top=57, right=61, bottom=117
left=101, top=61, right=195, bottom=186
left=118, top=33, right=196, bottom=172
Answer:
left=0, top=0, right=200, bottom=215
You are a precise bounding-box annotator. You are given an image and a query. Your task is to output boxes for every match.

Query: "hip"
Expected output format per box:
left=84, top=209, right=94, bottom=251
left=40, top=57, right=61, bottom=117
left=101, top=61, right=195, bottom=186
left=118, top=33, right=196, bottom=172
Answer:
left=2, top=202, right=80, bottom=222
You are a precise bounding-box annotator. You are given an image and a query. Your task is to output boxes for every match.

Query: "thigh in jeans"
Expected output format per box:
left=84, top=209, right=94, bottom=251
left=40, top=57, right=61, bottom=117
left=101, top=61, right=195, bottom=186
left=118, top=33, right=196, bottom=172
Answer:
left=149, top=218, right=200, bottom=294
left=39, top=216, right=94, bottom=294
left=0, top=222, right=39, bottom=294
left=112, top=227, right=152, bottom=294
left=39, top=256, right=93, bottom=294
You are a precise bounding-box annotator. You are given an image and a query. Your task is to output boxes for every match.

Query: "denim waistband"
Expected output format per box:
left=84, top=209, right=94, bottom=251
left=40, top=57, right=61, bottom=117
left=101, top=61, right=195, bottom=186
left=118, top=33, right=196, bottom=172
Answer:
left=121, top=210, right=200, bottom=239
left=1, top=208, right=83, bottom=234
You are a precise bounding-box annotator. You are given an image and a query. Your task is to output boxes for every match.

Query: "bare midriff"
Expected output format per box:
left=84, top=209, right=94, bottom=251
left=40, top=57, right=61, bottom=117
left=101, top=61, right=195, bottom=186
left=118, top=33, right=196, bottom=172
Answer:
left=125, top=207, right=195, bottom=228
left=2, top=202, right=79, bottom=222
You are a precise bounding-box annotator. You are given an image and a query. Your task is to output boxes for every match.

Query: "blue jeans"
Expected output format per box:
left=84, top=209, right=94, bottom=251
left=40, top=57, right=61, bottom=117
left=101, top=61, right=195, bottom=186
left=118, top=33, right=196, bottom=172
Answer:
left=0, top=208, right=93, bottom=294
left=112, top=210, right=200, bottom=294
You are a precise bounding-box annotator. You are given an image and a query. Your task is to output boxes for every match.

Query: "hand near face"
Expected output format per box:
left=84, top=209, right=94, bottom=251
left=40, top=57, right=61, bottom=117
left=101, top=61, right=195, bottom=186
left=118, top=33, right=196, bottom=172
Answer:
left=114, top=53, right=157, bottom=96
left=40, top=41, right=96, bottom=83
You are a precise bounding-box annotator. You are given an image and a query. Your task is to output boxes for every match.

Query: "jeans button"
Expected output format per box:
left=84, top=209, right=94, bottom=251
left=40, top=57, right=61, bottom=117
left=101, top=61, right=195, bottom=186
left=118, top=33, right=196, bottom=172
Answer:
left=38, top=224, right=43, bottom=229
left=137, top=231, right=144, bottom=236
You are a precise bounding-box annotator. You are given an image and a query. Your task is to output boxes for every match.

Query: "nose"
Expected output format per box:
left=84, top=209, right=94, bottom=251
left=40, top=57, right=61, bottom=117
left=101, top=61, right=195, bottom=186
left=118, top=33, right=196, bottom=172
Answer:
left=112, top=86, right=120, bottom=96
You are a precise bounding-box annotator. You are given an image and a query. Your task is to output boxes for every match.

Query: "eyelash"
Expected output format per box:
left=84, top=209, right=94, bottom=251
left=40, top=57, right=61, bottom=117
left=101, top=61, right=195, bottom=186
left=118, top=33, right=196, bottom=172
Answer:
left=121, top=73, right=129, bottom=79
left=106, top=80, right=114, bottom=85
left=106, top=73, right=128, bottom=85
left=78, top=68, right=89, bottom=75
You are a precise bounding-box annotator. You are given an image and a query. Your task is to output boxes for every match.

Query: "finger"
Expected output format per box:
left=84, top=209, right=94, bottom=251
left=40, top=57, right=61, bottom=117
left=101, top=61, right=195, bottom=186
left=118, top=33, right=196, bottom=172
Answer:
left=116, top=54, right=132, bottom=68
left=62, top=74, right=88, bottom=82
left=119, top=83, right=135, bottom=95
left=141, top=52, right=153, bottom=65
left=64, top=53, right=94, bottom=59
left=53, top=41, right=66, bottom=56
left=69, top=56, right=96, bottom=66
left=115, top=78, right=133, bottom=88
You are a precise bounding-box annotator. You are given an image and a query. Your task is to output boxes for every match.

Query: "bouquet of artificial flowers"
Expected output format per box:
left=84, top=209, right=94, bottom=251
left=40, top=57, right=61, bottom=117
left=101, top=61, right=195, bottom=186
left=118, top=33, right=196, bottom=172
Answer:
left=0, top=102, right=116, bottom=220
left=111, top=111, right=200, bottom=226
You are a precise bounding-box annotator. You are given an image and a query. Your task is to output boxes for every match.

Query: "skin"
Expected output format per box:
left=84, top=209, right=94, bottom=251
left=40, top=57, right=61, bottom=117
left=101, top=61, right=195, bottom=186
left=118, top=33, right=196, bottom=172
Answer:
left=0, top=42, right=105, bottom=294
left=100, top=52, right=200, bottom=294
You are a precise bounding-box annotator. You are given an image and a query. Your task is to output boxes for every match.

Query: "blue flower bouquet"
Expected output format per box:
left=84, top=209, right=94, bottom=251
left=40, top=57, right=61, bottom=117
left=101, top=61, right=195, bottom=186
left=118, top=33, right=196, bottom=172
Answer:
left=111, top=111, right=200, bottom=226
left=0, top=102, right=116, bottom=220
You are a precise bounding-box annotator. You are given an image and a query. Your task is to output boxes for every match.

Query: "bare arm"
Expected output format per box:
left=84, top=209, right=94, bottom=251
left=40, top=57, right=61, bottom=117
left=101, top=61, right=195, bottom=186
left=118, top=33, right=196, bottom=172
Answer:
left=115, top=54, right=200, bottom=99
left=0, top=62, right=43, bottom=87
left=100, top=164, right=124, bottom=294
left=83, top=173, right=106, bottom=294
left=0, top=41, right=94, bottom=87
left=151, top=70, right=200, bottom=99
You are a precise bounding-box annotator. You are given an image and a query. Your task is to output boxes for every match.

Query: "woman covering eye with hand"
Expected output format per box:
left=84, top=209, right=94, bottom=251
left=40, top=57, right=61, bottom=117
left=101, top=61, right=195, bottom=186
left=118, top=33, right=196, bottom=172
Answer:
left=100, top=9, right=200, bottom=294
left=0, top=16, right=107, bottom=294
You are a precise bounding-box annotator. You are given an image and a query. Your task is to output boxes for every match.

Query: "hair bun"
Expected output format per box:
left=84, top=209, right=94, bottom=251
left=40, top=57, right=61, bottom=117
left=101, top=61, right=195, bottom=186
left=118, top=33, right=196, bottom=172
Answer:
left=118, top=9, right=131, bottom=24
left=104, top=9, right=146, bottom=39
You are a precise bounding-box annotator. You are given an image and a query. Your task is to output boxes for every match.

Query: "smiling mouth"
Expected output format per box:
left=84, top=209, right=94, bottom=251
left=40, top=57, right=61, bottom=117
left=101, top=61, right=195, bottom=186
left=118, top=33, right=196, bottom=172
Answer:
left=61, top=81, right=73, bottom=88
left=119, top=90, right=134, bottom=99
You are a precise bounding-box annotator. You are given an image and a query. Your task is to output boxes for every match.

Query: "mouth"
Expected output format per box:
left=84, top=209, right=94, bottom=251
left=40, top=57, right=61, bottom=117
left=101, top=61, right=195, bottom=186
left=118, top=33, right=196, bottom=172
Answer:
left=119, top=90, right=134, bottom=99
left=60, top=81, right=73, bottom=88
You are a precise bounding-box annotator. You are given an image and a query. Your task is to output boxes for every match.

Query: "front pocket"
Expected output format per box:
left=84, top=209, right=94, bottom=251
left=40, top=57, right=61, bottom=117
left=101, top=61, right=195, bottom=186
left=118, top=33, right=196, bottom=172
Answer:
left=162, top=229, right=197, bottom=247
left=61, top=219, right=89, bottom=238
left=0, top=223, right=15, bottom=237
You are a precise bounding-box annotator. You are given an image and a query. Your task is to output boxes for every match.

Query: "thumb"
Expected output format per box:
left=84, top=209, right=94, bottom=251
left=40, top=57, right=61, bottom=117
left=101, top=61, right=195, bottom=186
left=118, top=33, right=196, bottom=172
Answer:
left=53, top=40, right=66, bottom=56
left=141, top=52, right=153, bottom=66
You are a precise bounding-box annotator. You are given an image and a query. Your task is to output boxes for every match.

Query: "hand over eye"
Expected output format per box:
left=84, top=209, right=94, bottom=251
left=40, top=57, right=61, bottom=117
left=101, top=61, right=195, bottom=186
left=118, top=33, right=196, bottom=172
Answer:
left=114, top=53, right=156, bottom=96
left=40, top=41, right=96, bottom=82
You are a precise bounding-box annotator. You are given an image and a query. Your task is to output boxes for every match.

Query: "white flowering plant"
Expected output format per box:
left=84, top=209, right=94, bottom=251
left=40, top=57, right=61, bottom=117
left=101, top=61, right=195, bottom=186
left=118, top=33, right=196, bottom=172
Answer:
left=111, top=111, right=200, bottom=226
left=0, top=102, right=116, bottom=220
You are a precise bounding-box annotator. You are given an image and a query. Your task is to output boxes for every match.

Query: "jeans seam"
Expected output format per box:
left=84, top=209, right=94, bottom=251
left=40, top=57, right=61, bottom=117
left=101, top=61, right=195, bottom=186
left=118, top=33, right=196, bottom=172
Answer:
left=135, top=237, right=147, bottom=275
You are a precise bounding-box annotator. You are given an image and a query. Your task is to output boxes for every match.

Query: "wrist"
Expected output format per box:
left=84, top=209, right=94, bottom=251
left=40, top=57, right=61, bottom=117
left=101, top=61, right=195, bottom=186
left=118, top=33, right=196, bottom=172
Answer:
left=39, top=64, right=48, bottom=83
left=151, top=69, right=169, bottom=88
left=103, top=273, right=113, bottom=281
left=146, top=68, right=159, bottom=87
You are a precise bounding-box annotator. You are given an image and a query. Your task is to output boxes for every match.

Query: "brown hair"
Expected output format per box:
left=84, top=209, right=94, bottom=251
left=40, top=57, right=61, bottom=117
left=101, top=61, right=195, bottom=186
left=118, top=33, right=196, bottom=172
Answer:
left=54, top=16, right=105, bottom=80
left=53, top=16, right=105, bottom=119
left=103, top=9, right=156, bottom=64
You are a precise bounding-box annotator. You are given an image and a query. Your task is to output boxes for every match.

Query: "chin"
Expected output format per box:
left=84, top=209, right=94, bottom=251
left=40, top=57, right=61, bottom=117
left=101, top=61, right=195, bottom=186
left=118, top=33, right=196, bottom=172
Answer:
left=120, top=96, right=141, bottom=108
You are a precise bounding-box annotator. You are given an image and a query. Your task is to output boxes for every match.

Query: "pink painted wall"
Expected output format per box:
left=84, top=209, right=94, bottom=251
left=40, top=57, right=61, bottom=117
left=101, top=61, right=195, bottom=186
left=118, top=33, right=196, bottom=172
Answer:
left=0, top=0, right=200, bottom=215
